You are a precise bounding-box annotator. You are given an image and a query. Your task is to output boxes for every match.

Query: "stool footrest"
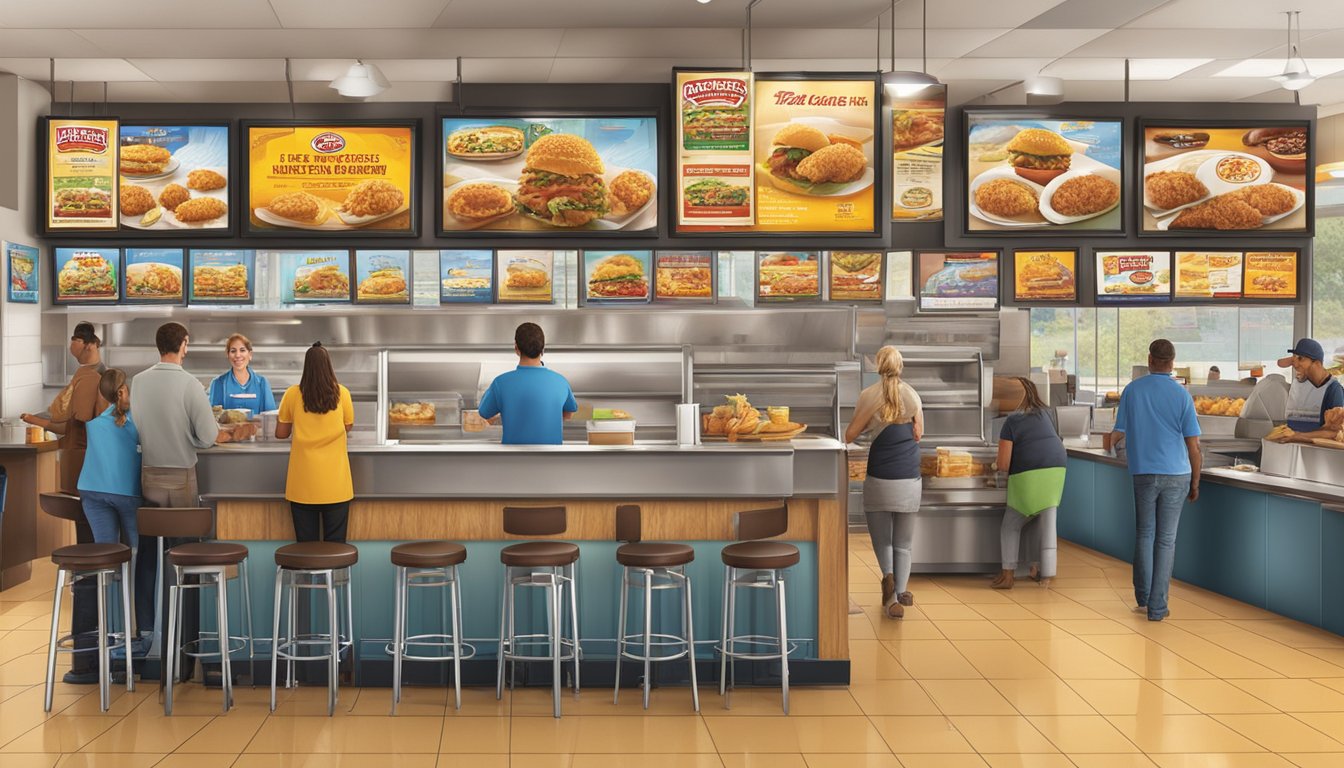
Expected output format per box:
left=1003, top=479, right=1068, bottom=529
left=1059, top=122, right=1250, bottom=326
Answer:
left=385, top=634, right=477, bottom=662
left=717, top=634, right=798, bottom=662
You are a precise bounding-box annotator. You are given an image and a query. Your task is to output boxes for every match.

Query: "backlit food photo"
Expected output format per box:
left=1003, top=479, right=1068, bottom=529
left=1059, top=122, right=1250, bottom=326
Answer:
left=758, top=252, right=820, bottom=300
left=119, top=124, right=230, bottom=231
left=584, top=252, right=650, bottom=302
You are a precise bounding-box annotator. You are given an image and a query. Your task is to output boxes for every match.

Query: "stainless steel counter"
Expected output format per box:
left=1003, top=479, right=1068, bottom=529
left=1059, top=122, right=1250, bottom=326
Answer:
left=1067, top=446, right=1344, bottom=506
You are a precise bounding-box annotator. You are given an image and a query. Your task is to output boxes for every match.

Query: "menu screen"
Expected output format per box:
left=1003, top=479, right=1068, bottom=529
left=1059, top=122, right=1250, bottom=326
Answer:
left=119, top=124, right=230, bottom=232
left=280, top=250, right=352, bottom=303
left=496, top=250, right=555, bottom=304
left=1096, top=251, right=1171, bottom=304
left=1243, top=251, right=1298, bottom=299
left=45, top=118, right=119, bottom=232
left=918, top=251, right=999, bottom=311
left=439, top=250, right=494, bottom=303
left=757, top=251, right=821, bottom=301
left=354, top=250, right=411, bottom=304
left=1174, top=252, right=1243, bottom=299
left=1013, top=250, right=1077, bottom=302
left=54, top=247, right=119, bottom=303
left=828, top=251, right=884, bottom=302
left=189, top=249, right=254, bottom=304
left=123, top=248, right=185, bottom=303
left=654, top=251, right=715, bottom=302
left=891, top=87, right=947, bottom=222
left=582, top=251, right=652, bottom=304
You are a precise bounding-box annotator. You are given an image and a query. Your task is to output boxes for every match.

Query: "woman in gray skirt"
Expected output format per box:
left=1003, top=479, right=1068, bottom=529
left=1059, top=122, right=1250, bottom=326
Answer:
left=846, top=345, right=924, bottom=618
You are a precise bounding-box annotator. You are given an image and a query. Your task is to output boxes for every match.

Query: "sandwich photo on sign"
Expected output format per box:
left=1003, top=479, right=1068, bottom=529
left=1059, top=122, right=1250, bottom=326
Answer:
left=1013, top=250, right=1076, bottom=302
left=582, top=251, right=651, bottom=304
left=655, top=251, right=715, bottom=302
left=55, top=247, right=119, bottom=303
left=828, top=251, right=883, bottom=302
left=757, top=252, right=820, bottom=301
left=355, top=250, right=411, bottom=304
left=280, top=251, right=352, bottom=303
left=189, top=250, right=254, bottom=304
left=123, top=248, right=185, bottom=303
left=496, top=250, right=555, bottom=303
left=965, top=115, right=1123, bottom=233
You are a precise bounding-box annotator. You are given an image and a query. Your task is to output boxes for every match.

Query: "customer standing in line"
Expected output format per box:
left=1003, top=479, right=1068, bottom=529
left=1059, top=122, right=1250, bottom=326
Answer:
left=845, top=345, right=924, bottom=619
left=207, top=333, right=277, bottom=418
left=992, top=377, right=1066, bottom=590
left=477, top=322, right=578, bottom=446
left=1104, top=338, right=1201, bottom=622
left=275, top=342, right=354, bottom=542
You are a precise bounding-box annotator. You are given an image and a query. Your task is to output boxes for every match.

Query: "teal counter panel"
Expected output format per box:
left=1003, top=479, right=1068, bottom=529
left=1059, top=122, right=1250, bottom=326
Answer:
left=1323, top=507, right=1344, bottom=636
left=1060, top=458, right=1096, bottom=549
left=1093, top=462, right=1137, bottom=564
left=1176, top=484, right=1268, bottom=609
left=1266, top=497, right=1324, bottom=627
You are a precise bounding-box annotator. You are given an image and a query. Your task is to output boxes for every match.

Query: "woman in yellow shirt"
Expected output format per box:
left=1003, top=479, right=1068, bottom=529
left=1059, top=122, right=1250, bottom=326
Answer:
left=276, top=342, right=354, bottom=542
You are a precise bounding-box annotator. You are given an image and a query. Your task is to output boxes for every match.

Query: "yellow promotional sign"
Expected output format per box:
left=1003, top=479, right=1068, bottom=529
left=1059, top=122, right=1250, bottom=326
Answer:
left=247, top=124, right=415, bottom=234
left=46, top=118, right=119, bottom=231
left=1013, top=250, right=1077, bottom=302
left=1243, top=251, right=1298, bottom=299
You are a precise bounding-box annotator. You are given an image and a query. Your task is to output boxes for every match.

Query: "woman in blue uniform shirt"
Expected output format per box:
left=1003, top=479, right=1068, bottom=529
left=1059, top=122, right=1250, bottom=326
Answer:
left=208, top=333, right=276, bottom=416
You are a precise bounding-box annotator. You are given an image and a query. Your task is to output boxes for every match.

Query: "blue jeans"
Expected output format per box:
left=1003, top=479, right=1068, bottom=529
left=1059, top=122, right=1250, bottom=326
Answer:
left=80, top=489, right=149, bottom=631
left=1131, top=473, right=1189, bottom=621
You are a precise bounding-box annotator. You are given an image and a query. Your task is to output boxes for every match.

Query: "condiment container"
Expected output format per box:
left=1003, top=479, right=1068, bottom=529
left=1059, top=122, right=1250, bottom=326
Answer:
left=260, top=410, right=279, bottom=440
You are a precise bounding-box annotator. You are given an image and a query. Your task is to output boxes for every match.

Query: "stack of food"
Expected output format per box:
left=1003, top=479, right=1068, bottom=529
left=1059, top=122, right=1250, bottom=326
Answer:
left=212, top=406, right=258, bottom=439
left=935, top=448, right=973, bottom=477
left=702, top=394, right=803, bottom=442
left=389, top=402, right=436, bottom=425
left=1193, top=396, right=1245, bottom=416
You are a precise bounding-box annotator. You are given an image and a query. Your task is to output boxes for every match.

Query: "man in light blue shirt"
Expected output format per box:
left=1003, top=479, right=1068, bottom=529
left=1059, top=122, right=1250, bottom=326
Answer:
left=1104, top=338, right=1201, bottom=622
left=478, top=323, right=577, bottom=445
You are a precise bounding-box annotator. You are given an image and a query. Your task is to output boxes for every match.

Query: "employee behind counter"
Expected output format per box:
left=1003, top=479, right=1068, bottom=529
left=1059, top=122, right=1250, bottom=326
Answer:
left=1269, top=338, right=1344, bottom=443
left=207, top=333, right=277, bottom=418
left=477, top=322, right=578, bottom=445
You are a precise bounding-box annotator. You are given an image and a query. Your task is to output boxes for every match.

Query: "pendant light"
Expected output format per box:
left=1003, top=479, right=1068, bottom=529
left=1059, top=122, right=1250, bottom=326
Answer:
left=1271, top=11, right=1315, bottom=91
left=882, top=0, right=940, bottom=99
left=330, top=60, right=390, bottom=99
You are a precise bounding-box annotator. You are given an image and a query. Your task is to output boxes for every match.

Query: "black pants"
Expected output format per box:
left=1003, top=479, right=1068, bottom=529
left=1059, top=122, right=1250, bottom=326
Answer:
left=70, top=520, right=97, bottom=674
left=290, top=501, right=350, bottom=543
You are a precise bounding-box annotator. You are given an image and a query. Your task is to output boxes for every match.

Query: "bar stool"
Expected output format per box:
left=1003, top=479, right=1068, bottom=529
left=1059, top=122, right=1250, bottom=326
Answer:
left=138, top=507, right=254, bottom=715
left=270, top=542, right=358, bottom=716
left=717, top=504, right=799, bottom=714
left=388, top=540, right=473, bottom=713
left=39, top=492, right=134, bottom=713
left=613, top=504, right=699, bottom=711
left=496, top=505, right=580, bottom=719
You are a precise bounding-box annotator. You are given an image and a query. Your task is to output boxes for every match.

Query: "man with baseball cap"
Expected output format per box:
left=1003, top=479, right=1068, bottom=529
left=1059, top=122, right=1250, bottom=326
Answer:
left=1272, top=337, right=1344, bottom=442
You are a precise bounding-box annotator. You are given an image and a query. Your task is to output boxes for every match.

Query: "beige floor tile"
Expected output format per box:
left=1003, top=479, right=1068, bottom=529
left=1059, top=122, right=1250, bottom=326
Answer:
left=1211, top=714, right=1344, bottom=752
left=0, top=654, right=55, bottom=687
left=1020, top=637, right=1141, bottom=680
left=1024, top=602, right=1107, bottom=621
left=992, top=620, right=1072, bottom=641
left=982, top=755, right=1076, bottom=768
left=53, top=755, right=164, bottom=768
left=234, top=756, right=438, bottom=768
left=933, top=621, right=1011, bottom=641
left=352, top=685, right=446, bottom=716
left=702, top=716, right=888, bottom=754
left=78, top=710, right=213, bottom=753
left=1281, top=755, right=1344, bottom=768
left=1053, top=619, right=1136, bottom=635
left=848, top=640, right=912, bottom=680
left=920, top=603, right=990, bottom=621
left=1200, top=629, right=1344, bottom=678
left=174, top=711, right=267, bottom=753
left=848, top=614, right=878, bottom=641
left=1139, top=629, right=1282, bottom=679
left=1067, top=758, right=1159, bottom=768
left=1229, top=621, right=1344, bottom=650
left=714, top=687, right=860, bottom=716
left=895, top=756, right=988, bottom=768
left=921, top=679, right=1018, bottom=715
left=848, top=680, right=942, bottom=716
left=1313, top=678, right=1344, bottom=696
left=542, top=755, right=725, bottom=768
left=719, top=755, right=806, bottom=768
left=952, top=640, right=1057, bottom=679
left=947, top=715, right=1058, bottom=753
left=1105, top=714, right=1266, bottom=753
left=1027, top=714, right=1142, bottom=753
left=1080, top=635, right=1215, bottom=679
left=1067, top=680, right=1199, bottom=716
left=966, top=603, right=1040, bottom=621
left=801, top=755, right=901, bottom=768
left=510, top=686, right=703, bottom=717
left=1227, top=678, right=1344, bottom=712
left=1147, top=756, right=1296, bottom=768
left=247, top=716, right=443, bottom=754
left=989, top=678, right=1096, bottom=715
left=868, top=619, right=947, bottom=641
left=0, top=715, right=118, bottom=754
left=436, top=716, right=510, bottom=753
left=868, top=715, right=975, bottom=753
left=154, top=756, right=239, bottom=768
left=0, top=757, right=61, bottom=768
left=1291, top=712, right=1344, bottom=736
left=1154, top=679, right=1278, bottom=715
left=882, top=640, right=982, bottom=679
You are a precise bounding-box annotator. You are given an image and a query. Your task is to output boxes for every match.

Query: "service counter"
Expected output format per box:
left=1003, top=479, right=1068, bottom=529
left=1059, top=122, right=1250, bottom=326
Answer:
left=1063, top=446, right=1344, bottom=637
left=196, top=437, right=851, bottom=684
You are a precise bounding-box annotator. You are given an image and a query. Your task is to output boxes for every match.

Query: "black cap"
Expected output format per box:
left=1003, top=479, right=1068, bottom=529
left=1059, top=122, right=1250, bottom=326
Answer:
left=71, top=322, right=99, bottom=345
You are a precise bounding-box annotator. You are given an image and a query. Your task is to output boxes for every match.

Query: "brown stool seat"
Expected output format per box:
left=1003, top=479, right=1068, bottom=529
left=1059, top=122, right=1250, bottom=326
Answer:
left=721, top=541, right=800, bottom=570
left=275, top=542, right=358, bottom=570
left=392, top=541, right=467, bottom=568
left=51, top=543, right=132, bottom=569
left=617, top=542, right=695, bottom=568
left=500, top=541, right=579, bottom=567
left=168, top=542, right=249, bottom=567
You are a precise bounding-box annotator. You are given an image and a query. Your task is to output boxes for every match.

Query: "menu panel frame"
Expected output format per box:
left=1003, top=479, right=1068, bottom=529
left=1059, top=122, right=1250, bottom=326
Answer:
left=353, top=249, right=412, bottom=305
left=1241, top=249, right=1301, bottom=301
left=188, top=249, right=256, bottom=306
left=122, top=247, right=186, bottom=305
left=278, top=249, right=354, bottom=305
left=580, top=250, right=653, bottom=306
left=1172, top=250, right=1245, bottom=301
left=40, top=117, right=120, bottom=235
left=53, top=247, right=121, bottom=305
left=438, top=249, right=495, bottom=304
left=1095, top=250, right=1172, bottom=305
left=915, top=250, right=1001, bottom=313
left=116, top=119, right=236, bottom=237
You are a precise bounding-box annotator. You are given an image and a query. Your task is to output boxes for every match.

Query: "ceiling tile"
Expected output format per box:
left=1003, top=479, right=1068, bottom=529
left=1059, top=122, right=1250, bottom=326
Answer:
left=944, top=79, right=1023, bottom=106
left=162, top=81, right=292, bottom=102
left=1126, top=77, right=1295, bottom=101
left=964, top=29, right=1111, bottom=59
left=0, top=30, right=109, bottom=58
left=47, top=59, right=155, bottom=82
left=555, top=29, right=742, bottom=59
left=1068, top=28, right=1288, bottom=58
left=1019, top=0, right=1165, bottom=29
left=450, top=58, right=557, bottom=83
left=920, top=0, right=1066, bottom=30
left=1126, top=0, right=1342, bottom=30
left=1, top=0, right=280, bottom=29
left=1214, top=59, right=1344, bottom=78
left=548, top=58, right=740, bottom=84
left=0, top=58, right=55, bottom=81
left=933, top=57, right=1056, bottom=81
left=128, top=59, right=287, bottom=82
left=268, top=0, right=451, bottom=29
left=71, top=29, right=565, bottom=59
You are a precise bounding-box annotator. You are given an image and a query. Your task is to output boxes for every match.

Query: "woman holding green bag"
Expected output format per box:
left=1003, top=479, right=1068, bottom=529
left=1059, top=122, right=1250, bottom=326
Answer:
left=992, top=377, right=1066, bottom=589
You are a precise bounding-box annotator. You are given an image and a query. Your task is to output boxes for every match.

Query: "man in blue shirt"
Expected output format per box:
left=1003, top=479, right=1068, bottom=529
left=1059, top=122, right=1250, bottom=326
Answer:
left=478, top=323, right=577, bottom=445
left=1272, top=338, right=1344, bottom=442
left=1104, top=339, right=1201, bottom=622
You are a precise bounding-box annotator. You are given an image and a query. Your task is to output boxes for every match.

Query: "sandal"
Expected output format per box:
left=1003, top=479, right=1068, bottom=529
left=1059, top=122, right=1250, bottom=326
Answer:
left=897, top=591, right=914, bottom=606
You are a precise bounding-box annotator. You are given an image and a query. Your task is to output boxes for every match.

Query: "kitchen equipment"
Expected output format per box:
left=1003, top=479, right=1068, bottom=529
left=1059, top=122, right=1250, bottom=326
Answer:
left=676, top=403, right=700, bottom=446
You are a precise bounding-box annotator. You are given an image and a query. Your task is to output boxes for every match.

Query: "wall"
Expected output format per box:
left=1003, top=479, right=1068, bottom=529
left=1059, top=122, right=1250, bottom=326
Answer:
left=0, top=75, right=51, bottom=417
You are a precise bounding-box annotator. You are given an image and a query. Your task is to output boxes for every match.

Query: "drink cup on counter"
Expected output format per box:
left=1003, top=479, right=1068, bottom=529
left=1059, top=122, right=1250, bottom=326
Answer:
left=462, top=409, right=486, bottom=433
left=26, top=426, right=44, bottom=443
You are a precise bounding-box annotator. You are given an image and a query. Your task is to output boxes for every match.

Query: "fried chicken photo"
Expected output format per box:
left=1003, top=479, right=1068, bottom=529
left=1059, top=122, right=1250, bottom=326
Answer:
left=120, top=144, right=171, bottom=176
left=187, top=169, right=227, bottom=191
left=608, top=171, right=654, bottom=216
left=120, top=184, right=155, bottom=216
left=448, top=183, right=514, bottom=221
left=505, top=263, right=549, bottom=289
left=795, top=143, right=866, bottom=184
left=1050, top=174, right=1118, bottom=217
left=1170, top=194, right=1264, bottom=230
left=1145, top=171, right=1208, bottom=210
left=158, top=183, right=190, bottom=212
left=514, top=134, right=609, bottom=228
left=340, top=179, right=404, bottom=218
left=173, top=197, right=227, bottom=223
left=268, top=191, right=324, bottom=222
left=974, top=178, right=1037, bottom=217
left=1231, top=184, right=1296, bottom=217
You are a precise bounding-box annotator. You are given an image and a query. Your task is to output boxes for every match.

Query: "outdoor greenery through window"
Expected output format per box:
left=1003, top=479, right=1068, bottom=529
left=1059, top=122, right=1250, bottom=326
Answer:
left=1313, top=216, right=1344, bottom=355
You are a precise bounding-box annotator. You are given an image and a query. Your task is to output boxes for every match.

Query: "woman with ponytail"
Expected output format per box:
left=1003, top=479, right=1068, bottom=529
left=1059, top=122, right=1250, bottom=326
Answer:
left=275, top=342, right=355, bottom=542
left=845, top=345, right=924, bottom=618
left=78, top=368, right=143, bottom=546
left=992, top=377, right=1066, bottom=589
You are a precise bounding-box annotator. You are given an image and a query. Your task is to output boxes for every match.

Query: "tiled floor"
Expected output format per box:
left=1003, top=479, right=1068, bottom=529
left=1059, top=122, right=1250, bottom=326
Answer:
left=3, top=535, right=1344, bottom=766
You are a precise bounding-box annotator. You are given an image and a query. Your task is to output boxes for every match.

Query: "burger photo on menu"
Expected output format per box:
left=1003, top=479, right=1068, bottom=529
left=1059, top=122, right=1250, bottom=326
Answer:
left=280, top=251, right=351, bottom=304
left=1141, top=123, right=1309, bottom=233
left=965, top=115, right=1123, bottom=233
left=828, top=251, right=883, bottom=302
left=496, top=250, right=555, bottom=303
left=655, top=251, right=715, bottom=302
left=757, top=251, right=820, bottom=301
left=123, top=247, right=185, bottom=303
left=354, top=250, right=410, bottom=304
left=1013, top=250, right=1076, bottom=302
left=441, top=117, right=657, bottom=234
left=761, top=124, right=872, bottom=197
left=583, top=251, right=651, bottom=304
left=189, top=249, right=254, bottom=304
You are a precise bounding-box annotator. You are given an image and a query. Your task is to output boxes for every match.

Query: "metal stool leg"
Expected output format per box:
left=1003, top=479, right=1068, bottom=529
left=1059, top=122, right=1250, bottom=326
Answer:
left=324, top=571, right=338, bottom=716
left=642, top=568, right=653, bottom=710
left=495, top=567, right=510, bottom=700
left=547, top=574, right=561, bottom=718
left=777, top=573, right=789, bottom=715
left=568, top=562, right=581, bottom=695
left=239, top=558, right=256, bottom=685
left=43, top=569, right=67, bottom=713
left=450, top=565, right=464, bottom=710
left=165, top=581, right=179, bottom=715
left=120, top=562, right=135, bottom=694
left=391, top=565, right=405, bottom=714
left=96, top=571, right=110, bottom=712
left=269, top=566, right=283, bottom=712
left=613, top=566, right=628, bottom=704
left=217, top=570, right=232, bottom=711
left=685, top=572, right=700, bottom=712
left=718, top=565, right=730, bottom=697
left=285, top=572, right=297, bottom=690
left=343, top=567, right=355, bottom=686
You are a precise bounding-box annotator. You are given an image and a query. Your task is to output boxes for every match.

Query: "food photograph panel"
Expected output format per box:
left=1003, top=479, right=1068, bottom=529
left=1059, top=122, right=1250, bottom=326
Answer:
left=965, top=113, right=1123, bottom=234
left=354, top=250, right=411, bottom=304
left=244, top=121, right=418, bottom=236
left=1173, top=251, right=1243, bottom=300
left=279, top=250, right=352, bottom=304
left=54, top=247, right=119, bottom=304
left=756, top=251, right=821, bottom=302
left=827, top=251, right=884, bottom=302
left=1012, top=250, right=1078, bottom=303
left=654, top=251, right=715, bottom=303
left=891, top=86, right=947, bottom=222
left=1242, top=250, right=1299, bottom=300
left=1095, top=250, right=1172, bottom=304
left=495, top=250, right=556, bottom=304
left=6, top=242, right=39, bottom=304
left=441, top=116, right=657, bottom=235
left=439, top=249, right=494, bottom=304
left=43, top=118, right=119, bottom=233
left=581, top=251, right=652, bottom=305
left=188, top=249, right=254, bottom=304
left=119, top=123, right=231, bottom=233
left=122, top=247, right=185, bottom=304
left=917, top=251, right=1000, bottom=312
left=1140, top=121, right=1311, bottom=234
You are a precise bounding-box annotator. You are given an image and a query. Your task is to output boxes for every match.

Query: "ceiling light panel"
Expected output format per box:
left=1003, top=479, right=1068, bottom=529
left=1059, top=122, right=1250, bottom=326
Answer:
left=1215, top=59, right=1344, bottom=78
left=268, top=0, right=451, bottom=29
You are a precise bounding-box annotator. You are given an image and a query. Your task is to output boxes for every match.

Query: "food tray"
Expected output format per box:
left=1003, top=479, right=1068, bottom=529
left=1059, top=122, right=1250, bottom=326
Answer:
left=703, top=423, right=808, bottom=442
left=586, top=419, right=636, bottom=433
left=1196, top=414, right=1239, bottom=436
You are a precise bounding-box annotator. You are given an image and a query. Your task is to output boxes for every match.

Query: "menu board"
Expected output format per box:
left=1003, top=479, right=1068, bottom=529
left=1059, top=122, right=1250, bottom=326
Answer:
left=1141, top=123, right=1309, bottom=234
left=54, top=247, right=119, bottom=304
left=188, top=249, right=254, bottom=304
left=439, top=250, right=494, bottom=303
left=6, top=242, right=39, bottom=304
left=917, top=251, right=1000, bottom=311
left=676, top=71, right=755, bottom=229
left=45, top=118, right=119, bottom=232
left=279, top=250, right=351, bottom=303
left=582, top=251, right=652, bottom=304
left=654, top=251, right=715, bottom=302
left=119, top=124, right=230, bottom=232
left=965, top=115, right=1123, bottom=233
left=245, top=122, right=416, bottom=235
left=441, top=117, right=656, bottom=235
left=891, top=87, right=947, bottom=222
left=886, top=251, right=914, bottom=301
left=757, top=252, right=821, bottom=302
left=123, top=248, right=185, bottom=304
left=828, top=251, right=884, bottom=302
left=1174, top=252, right=1243, bottom=299
left=1243, top=251, right=1299, bottom=300
left=496, top=250, right=555, bottom=304
left=1096, top=251, right=1171, bottom=304
left=354, top=250, right=410, bottom=304
left=1013, top=250, right=1077, bottom=302
left=677, top=75, right=879, bottom=234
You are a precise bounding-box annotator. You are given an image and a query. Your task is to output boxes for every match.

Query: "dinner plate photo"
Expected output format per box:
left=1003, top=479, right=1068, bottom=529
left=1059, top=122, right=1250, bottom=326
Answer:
left=763, top=166, right=876, bottom=199
left=334, top=202, right=411, bottom=228
left=967, top=165, right=1047, bottom=228
left=1151, top=182, right=1305, bottom=231
left=1038, top=167, right=1122, bottom=225
left=443, top=178, right=520, bottom=230
left=252, top=206, right=341, bottom=231
left=1142, top=150, right=1229, bottom=214
left=1196, top=151, right=1274, bottom=197
left=120, top=156, right=181, bottom=182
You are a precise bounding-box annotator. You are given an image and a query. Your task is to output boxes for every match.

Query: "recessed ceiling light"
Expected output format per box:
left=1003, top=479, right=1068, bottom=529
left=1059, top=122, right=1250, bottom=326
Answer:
left=697, top=0, right=711, bottom=4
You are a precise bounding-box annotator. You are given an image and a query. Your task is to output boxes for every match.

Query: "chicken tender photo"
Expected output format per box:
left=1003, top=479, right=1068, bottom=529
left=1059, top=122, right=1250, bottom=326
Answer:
left=1145, top=171, right=1208, bottom=210
left=1231, top=184, right=1296, bottom=217
left=1170, top=194, right=1264, bottom=231
left=974, top=178, right=1037, bottom=217
left=1050, top=174, right=1119, bottom=217
left=119, top=184, right=155, bottom=216
left=268, top=191, right=325, bottom=222
left=340, top=179, right=404, bottom=218
left=187, top=169, right=227, bottom=191
left=795, top=143, right=866, bottom=184
left=158, top=183, right=190, bottom=212
left=172, top=197, right=227, bottom=223
left=608, top=171, right=654, bottom=216
left=447, top=183, right=513, bottom=221
left=120, top=144, right=171, bottom=175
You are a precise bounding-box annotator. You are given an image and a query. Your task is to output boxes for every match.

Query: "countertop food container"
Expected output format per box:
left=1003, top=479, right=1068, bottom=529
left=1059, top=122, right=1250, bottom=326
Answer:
left=260, top=410, right=280, bottom=440
left=587, top=418, right=635, bottom=445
